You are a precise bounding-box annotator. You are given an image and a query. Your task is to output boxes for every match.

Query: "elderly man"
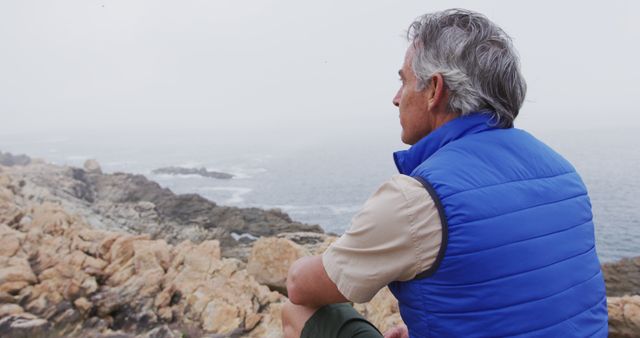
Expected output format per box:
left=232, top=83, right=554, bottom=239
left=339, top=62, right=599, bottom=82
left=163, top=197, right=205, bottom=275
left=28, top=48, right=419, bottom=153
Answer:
left=282, top=9, right=608, bottom=338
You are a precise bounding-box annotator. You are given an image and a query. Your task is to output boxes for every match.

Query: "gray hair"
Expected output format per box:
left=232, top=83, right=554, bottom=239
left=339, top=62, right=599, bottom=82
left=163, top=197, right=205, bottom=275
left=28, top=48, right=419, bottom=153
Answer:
left=408, top=9, right=527, bottom=128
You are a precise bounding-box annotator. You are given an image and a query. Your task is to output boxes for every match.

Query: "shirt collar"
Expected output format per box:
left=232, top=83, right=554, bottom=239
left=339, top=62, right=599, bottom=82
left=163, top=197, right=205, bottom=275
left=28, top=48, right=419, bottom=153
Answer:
left=393, top=112, right=498, bottom=175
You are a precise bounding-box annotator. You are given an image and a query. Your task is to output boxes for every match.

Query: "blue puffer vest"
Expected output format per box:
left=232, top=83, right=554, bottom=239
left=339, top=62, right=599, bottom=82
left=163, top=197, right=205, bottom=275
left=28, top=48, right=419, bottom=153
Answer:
left=389, top=113, right=608, bottom=338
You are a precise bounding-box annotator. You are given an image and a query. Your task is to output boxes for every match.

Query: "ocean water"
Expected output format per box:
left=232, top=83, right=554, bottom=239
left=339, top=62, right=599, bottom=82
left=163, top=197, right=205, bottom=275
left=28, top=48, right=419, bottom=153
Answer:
left=1, top=127, right=638, bottom=262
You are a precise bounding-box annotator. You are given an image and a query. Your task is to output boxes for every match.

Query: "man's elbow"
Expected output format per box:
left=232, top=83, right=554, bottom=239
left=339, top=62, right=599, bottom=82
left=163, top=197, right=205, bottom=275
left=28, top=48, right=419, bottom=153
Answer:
left=286, top=258, right=306, bottom=305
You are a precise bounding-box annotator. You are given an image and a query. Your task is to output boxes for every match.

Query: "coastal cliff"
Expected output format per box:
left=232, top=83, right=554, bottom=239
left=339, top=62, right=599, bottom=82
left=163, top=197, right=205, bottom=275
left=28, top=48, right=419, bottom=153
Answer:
left=0, top=154, right=637, bottom=337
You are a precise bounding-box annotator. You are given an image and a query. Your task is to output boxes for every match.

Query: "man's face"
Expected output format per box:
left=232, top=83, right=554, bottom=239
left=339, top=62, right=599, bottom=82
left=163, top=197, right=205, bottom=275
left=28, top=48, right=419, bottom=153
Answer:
left=393, top=46, right=434, bottom=145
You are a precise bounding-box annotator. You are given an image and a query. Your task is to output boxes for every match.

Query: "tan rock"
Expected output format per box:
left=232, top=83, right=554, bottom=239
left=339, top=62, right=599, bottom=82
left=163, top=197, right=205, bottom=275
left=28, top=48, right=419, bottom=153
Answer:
left=0, top=181, right=22, bottom=226
left=29, top=202, right=75, bottom=236
left=0, top=291, right=14, bottom=303
left=183, top=240, right=221, bottom=273
left=0, top=224, right=24, bottom=257
left=105, top=260, right=135, bottom=286
left=246, top=303, right=284, bottom=338
left=201, top=300, right=240, bottom=333
left=134, top=239, right=171, bottom=271
left=83, top=159, right=102, bottom=174
left=107, top=234, right=151, bottom=266
left=0, top=257, right=37, bottom=286
left=71, top=228, right=115, bottom=258
left=83, top=255, right=108, bottom=273
left=354, top=287, right=403, bottom=333
left=73, top=297, right=92, bottom=314
left=25, top=296, right=48, bottom=314
left=97, top=233, right=122, bottom=259
left=0, top=281, right=29, bottom=294
left=0, top=303, right=24, bottom=317
left=245, top=312, right=262, bottom=331
left=607, top=295, right=640, bottom=338
left=157, top=306, right=173, bottom=322
left=247, top=237, right=307, bottom=290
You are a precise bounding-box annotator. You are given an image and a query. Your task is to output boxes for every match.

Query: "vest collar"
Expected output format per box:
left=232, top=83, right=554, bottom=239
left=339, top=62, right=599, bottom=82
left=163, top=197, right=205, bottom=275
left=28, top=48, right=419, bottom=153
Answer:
left=393, top=112, right=497, bottom=175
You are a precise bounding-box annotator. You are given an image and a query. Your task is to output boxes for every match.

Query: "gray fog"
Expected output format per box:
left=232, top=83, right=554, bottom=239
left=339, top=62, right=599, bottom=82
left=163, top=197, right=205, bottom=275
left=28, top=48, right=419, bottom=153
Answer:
left=1, top=0, right=639, bottom=148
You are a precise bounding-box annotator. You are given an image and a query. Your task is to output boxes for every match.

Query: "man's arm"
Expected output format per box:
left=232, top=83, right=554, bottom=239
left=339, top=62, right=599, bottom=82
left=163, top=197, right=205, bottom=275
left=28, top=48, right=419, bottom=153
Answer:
left=286, top=255, right=348, bottom=307
left=287, top=175, right=442, bottom=308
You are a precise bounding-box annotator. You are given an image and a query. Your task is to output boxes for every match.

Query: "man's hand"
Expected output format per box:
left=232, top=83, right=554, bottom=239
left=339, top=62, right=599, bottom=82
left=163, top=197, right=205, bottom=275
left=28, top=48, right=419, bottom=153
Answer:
left=383, top=324, right=409, bottom=338
left=286, top=255, right=348, bottom=307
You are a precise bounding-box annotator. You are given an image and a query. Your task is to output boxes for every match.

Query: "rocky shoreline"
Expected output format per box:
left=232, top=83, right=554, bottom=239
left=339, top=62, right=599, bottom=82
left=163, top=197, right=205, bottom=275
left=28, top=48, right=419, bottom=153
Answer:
left=0, top=155, right=321, bottom=262
left=0, top=153, right=638, bottom=337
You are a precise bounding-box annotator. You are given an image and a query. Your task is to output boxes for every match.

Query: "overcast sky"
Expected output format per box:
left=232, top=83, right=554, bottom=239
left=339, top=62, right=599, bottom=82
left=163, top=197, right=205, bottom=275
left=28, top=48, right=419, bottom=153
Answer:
left=1, top=0, right=639, bottom=146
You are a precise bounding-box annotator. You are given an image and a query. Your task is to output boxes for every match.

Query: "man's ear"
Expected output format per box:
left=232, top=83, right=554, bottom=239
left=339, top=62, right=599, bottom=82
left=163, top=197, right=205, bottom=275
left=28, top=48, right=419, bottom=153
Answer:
left=428, top=73, right=447, bottom=109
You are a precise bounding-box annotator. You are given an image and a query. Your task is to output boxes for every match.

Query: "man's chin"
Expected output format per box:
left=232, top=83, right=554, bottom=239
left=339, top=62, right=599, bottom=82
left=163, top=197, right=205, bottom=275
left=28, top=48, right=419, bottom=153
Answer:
left=401, top=134, right=416, bottom=146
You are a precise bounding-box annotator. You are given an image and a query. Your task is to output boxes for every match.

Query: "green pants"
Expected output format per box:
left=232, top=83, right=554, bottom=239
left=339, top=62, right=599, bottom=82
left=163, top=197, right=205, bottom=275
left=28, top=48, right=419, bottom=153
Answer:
left=300, top=303, right=383, bottom=338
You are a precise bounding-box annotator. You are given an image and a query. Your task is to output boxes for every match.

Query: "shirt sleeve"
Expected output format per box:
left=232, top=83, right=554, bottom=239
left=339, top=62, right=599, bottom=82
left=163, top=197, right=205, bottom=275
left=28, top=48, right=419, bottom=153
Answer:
left=322, top=174, right=443, bottom=303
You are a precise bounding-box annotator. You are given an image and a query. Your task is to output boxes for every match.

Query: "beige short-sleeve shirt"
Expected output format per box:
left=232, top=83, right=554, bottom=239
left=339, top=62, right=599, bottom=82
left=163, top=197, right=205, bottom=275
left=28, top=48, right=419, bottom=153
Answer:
left=322, top=174, right=443, bottom=303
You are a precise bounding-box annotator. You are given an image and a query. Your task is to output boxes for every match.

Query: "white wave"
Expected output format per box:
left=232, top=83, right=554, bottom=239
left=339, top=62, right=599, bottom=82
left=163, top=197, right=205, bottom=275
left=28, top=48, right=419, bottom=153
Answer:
left=151, top=173, right=202, bottom=179
left=257, top=203, right=362, bottom=216
left=329, top=205, right=362, bottom=215
left=231, top=232, right=259, bottom=241
left=66, top=155, right=90, bottom=161
left=197, top=187, right=252, bottom=204
left=223, top=166, right=268, bottom=179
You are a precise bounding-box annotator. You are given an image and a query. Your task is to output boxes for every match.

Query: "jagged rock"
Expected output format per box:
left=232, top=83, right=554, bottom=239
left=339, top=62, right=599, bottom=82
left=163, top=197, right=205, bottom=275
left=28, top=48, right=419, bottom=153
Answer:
left=353, top=288, right=403, bottom=333
left=140, top=325, right=180, bottom=338
left=247, top=233, right=336, bottom=292
left=608, top=295, right=640, bottom=338
left=0, top=314, right=50, bottom=338
left=0, top=224, right=24, bottom=257
left=84, top=159, right=103, bottom=175
left=0, top=256, right=37, bottom=293
left=0, top=304, right=24, bottom=317
left=247, top=237, right=307, bottom=291
left=74, top=297, right=93, bottom=314
left=0, top=186, right=286, bottom=337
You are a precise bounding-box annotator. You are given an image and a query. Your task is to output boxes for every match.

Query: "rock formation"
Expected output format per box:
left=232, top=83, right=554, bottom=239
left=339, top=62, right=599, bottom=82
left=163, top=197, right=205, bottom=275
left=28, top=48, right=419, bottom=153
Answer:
left=1, top=157, right=322, bottom=261
left=247, top=233, right=335, bottom=293
left=0, top=172, right=284, bottom=337
left=152, top=166, right=233, bottom=180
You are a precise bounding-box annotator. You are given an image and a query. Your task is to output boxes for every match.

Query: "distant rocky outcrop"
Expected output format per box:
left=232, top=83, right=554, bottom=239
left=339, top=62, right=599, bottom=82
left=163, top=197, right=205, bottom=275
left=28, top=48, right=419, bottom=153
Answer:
left=0, top=156, right=321, bottom=261
left=152, top=166, right=233, bottom=179
left=0, top=152, right=30, bottom=167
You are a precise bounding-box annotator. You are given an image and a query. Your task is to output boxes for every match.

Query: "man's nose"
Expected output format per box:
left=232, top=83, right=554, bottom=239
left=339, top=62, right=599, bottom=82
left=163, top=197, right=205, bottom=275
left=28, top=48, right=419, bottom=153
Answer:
left=392, top=89, right=401, bottom=107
